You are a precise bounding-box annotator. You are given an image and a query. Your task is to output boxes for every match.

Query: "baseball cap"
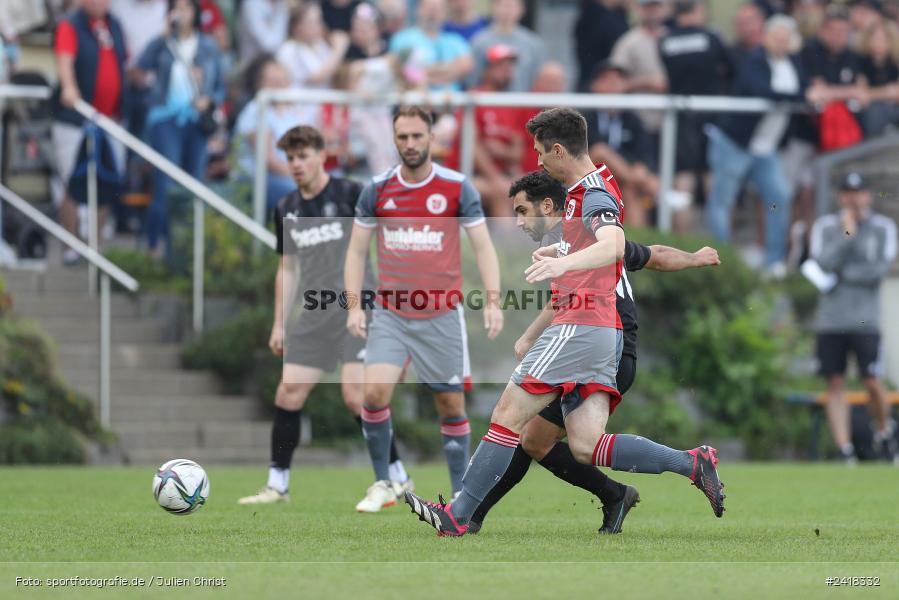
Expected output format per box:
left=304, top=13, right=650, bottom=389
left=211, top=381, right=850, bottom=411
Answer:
left=840, top=172, right=867, bottom=191
left=486, top=44, right=518, bottom=64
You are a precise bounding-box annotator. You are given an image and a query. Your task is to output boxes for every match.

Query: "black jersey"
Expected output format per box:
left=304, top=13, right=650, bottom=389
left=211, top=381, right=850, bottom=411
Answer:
left=273, top=177, right=376, bottom=294
left=542, top=225, right=650, bottom=359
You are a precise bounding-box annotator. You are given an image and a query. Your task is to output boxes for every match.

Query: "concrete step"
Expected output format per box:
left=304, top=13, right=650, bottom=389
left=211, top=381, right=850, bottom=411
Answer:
left=32, top=318, right=165, bottom=343
left=124, top=446, right=347, bottom=466
left=115, top=421, right=273, bottom=449
left=8, top=293, right=139, bottom=319
left=125, top=446, right=271, bottom=466
left=1, top=268, right=98, bottom=294
left=63, top=369, right=221, bottom=397
left=56, top=343, right=183, bottom=370
left=109, top=395, right=261, bottom=421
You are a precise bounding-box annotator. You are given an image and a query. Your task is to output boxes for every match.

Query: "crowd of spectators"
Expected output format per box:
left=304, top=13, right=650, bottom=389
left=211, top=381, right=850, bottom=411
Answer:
left=12, top=0, right=897, bottom=271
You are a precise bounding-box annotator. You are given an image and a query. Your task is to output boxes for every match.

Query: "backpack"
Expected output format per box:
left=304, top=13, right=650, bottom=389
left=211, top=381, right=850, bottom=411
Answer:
left=818, top=101, right=863, bottom=152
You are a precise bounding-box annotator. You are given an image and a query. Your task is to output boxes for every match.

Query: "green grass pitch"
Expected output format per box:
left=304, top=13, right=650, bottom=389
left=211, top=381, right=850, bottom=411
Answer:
left=2, top=463, right=897, bottom=599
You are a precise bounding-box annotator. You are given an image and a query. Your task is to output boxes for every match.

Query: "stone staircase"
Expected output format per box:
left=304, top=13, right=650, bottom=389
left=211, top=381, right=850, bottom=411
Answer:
left=1, top=259, right=273, bottom=465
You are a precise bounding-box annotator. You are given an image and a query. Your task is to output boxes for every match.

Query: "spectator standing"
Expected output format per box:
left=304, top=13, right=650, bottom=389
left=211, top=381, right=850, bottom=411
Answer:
left=858, top=20, right=899, bottom=135
left=801, top=5, right=865, bottom=109
left=136, top=0, right=225, bottom=257
left=238, top=0, right=289, bottom=66
left=234, top=57, right=319, bottom=214
left=731, top=1, right=766, bottom=66
left=659, top=0, right=735, bottom=217
left=277, top=2, right=351, bottom=91
left=469, top=0, right=546, bottom=92
left=573, top=0, right=630, bottom=91
left=389, top=0, right=472, bottom=92
left=705, top=15, right=808, bottom=276
left=377, top=0, right=407, bottom=40
left=583, top=62, right=658, bottom=227
left=445, top=0, right=490, bottom=42
left=52, top=0, right=128, bottom=265
left=346, top=2, right=387, bottom=61
left=322, top=0, right=362, bottom=33
left=609, top=0, right=670, bottom=134
left=809, top=172, right=898, bottom=464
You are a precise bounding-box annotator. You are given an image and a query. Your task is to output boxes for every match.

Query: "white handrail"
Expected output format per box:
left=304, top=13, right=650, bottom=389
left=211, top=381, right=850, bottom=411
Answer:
left=73, top=100, right=277, bottom=249
left=0, top=184, right=138, bottom=291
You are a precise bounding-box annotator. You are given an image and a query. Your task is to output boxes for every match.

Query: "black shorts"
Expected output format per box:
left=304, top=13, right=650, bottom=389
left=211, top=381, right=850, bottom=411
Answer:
left=816, top=333, right=882, bottom=378
left=538, top=354, right=636, bottom=428
left=284, top=315, right=367, bottom=372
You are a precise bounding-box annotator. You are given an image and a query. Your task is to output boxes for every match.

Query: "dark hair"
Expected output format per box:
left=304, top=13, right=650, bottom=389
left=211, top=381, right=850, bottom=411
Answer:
left=525, top=108, right=588, bottom=157
left=245, top=53, right=278, bottom=94
left=393, top=105, right=433, bottom=129
left=168, top=0, right=203, bottom=31
left=277, top=125, right=325, bottom=152
left=823, top=4, right=850, bottom=23
left=509, top=171, right=567, bottom=212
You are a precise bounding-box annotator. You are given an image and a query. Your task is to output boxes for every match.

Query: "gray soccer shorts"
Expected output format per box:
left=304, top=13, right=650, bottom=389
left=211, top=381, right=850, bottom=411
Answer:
left=285, top=313, right=367, bottom=372
left=365, top=305, right=470, bottom=392
left=510, top=323, right=623, bottom=417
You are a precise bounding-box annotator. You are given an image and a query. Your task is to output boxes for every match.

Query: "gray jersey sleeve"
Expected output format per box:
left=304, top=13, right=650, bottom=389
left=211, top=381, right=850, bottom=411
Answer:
left=581, top=188, right=622, bottom=234
left=354, top=182, right=378, bottom=228
left=459, top=178, right=486, bottom=228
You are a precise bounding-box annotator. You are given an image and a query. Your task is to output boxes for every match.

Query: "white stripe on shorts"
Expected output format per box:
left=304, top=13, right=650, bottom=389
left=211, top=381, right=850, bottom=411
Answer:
left=527, top=324, right=567, bottom=379
left=533, top=324, right=577, bottom=380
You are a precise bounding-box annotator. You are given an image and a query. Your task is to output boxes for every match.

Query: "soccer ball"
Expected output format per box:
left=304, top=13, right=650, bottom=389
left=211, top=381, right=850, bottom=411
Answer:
left=152, top=459, right=210, bottom=515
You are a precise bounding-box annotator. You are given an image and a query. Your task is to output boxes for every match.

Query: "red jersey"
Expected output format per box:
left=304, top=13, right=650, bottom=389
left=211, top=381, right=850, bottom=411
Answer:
left=355, top=164, right=486, bottom=318
left=444, top=99, right=528, bottom=173
left=551, top=165, right=625, bottom=329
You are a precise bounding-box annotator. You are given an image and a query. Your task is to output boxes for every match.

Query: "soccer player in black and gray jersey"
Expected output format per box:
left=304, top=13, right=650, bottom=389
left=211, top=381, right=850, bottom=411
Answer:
left=238, top=126, right=411, bottom=505
left=467, top=171, right=721, bottom=533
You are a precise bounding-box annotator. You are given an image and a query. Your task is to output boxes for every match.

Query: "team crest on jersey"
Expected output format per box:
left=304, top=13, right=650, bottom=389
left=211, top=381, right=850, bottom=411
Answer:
left=565, top=198, right=576, bottom=220
left=426, top=193, right=448, bottom=215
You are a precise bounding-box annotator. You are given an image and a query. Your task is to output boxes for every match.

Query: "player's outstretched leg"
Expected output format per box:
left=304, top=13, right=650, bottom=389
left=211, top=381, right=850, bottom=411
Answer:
left=591, top=434, right=725, bottom=518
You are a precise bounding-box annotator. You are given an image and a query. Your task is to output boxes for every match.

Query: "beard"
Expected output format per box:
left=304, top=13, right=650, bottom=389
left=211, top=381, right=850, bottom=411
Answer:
left=400, top=147, right=430, bottom=169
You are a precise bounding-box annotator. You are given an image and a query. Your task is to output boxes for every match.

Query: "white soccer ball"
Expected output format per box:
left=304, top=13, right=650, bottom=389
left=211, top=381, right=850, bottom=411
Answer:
left=152, top=459, right=210, bottom=515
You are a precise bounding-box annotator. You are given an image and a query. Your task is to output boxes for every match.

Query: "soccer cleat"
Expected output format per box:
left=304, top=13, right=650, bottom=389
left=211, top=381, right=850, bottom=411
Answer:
left=598, top=485, right=640, bottom=534
left=687, top=445, right=726, bottom=518
left=237, top=487, right=290, bottom=505
left=355, top=480, right=400, bottom=513
left=404, top=492, right=468, bottom=537
left=466, top=520, right=482, bottom=535
left=395, top=478, right=416, bottom=500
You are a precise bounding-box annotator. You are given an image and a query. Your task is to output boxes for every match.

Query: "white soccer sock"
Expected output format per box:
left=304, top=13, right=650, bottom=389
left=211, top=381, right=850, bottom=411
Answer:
left=267, top=467, right=289, bottom=493
left=388, top=460, right=408, bottom=483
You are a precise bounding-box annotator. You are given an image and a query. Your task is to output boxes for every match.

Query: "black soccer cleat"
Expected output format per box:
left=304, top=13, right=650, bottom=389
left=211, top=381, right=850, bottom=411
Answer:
left=404, top=492, right=468, bottom=537
left=688, top=445, right=726, bottom=517
left=598, top=485, right=640, bottom=534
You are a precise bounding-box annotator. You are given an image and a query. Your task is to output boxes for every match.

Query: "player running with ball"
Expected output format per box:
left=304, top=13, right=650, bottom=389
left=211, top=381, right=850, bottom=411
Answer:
left=405, top=108, right=725, bottom=536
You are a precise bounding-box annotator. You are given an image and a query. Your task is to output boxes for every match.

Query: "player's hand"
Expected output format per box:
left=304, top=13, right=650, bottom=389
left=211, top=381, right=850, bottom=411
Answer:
left=268, top=325, right=284, bottom=357
left=514, top=334, right=535, bottom=361
left=346, top=308, right=367, bottom=339
left=483, top=302, right=503, bottom=340
left=693, top=246, right=721, bottom=267
left=525, top=255, right=568, bottom=284
left=532, top=244, right=559, bottom=263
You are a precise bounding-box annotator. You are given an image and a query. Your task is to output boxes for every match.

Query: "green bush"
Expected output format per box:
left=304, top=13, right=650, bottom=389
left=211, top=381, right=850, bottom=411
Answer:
left=0, top=278, right=103, bottom=464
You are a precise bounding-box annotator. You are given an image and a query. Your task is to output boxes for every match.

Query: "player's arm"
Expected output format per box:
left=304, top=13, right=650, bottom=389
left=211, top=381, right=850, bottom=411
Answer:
left=514, top=303, right=554, bottom=360
left=525, top=189, right=624, bottom=283
left=643, top=244, right=721, bottom=272
left=270, top=254, right=300, bottom=356
left=345, top=183, right=378, bottom=338
left=465, top=221, right=504, bottom=340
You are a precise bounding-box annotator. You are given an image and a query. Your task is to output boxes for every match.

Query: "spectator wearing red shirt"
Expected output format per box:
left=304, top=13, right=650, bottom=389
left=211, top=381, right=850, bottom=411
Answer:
left=52, top=0, right=128, bottom=264
left=471, top=44, right=524, bottom=217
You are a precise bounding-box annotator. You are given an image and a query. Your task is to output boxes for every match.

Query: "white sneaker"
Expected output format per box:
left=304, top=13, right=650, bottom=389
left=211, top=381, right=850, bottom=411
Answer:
left=237, top=486, right=290, bottom=505
left=355, top=480, right=400, bottom=513
left=396, top=478, right=415, bottom=500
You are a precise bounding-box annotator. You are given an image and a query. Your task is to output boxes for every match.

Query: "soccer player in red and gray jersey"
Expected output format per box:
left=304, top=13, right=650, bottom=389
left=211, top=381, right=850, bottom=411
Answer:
left=406, top=108, right=725, bottom=536
left=344, top=106, right=503, bottom=513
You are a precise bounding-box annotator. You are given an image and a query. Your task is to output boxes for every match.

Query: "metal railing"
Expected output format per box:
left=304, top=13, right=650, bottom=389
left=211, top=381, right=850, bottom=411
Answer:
left=0, top=183, right=138, bottom=429
left=814, top=131, right=899, bottom=216
left=73, top=100, right=277, bottom=334
left=252, top=88, right=797, bottom=232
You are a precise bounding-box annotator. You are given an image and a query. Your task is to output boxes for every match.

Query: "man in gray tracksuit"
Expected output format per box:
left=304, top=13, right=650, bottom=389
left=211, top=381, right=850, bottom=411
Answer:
left=809, top=172, right=898, bottom=463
